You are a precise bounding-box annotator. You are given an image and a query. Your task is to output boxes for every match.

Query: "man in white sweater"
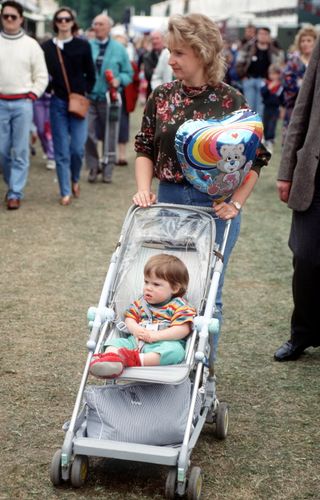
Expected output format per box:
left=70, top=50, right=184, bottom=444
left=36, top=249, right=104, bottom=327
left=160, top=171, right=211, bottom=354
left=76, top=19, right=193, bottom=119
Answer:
left=0, top=0, right=48, bottom=209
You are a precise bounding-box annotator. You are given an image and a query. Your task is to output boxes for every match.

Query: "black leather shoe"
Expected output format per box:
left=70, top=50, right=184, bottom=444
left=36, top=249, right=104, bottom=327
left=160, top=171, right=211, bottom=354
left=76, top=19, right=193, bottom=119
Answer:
left=274, top=340, right=309, bottom=361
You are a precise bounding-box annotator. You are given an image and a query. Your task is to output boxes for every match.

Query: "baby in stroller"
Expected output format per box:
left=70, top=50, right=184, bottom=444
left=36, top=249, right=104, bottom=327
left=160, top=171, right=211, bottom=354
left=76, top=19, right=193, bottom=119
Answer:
left=49, top=205, right=231, bottom=498
left=89, top=253, right=196, bottom=378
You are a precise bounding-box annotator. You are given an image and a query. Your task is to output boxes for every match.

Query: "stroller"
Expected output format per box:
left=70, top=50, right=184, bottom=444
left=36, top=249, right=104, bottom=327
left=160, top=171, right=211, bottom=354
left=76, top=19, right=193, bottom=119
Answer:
left=50, top=203, right=231, bottom=499
left=100, top=83, right=122, bottom=180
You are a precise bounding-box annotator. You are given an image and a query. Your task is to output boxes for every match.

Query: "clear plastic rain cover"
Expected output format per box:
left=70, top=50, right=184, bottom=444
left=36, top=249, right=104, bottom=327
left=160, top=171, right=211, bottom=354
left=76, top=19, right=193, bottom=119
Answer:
left=110, top=205, right=216, bottom=319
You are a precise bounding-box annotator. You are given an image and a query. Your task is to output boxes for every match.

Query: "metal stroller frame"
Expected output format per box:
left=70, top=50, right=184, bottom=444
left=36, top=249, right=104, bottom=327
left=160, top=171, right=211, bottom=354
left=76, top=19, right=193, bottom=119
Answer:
left=50, top=204, right=231, bottom=499
left=101, top=91, right=122, bottom=179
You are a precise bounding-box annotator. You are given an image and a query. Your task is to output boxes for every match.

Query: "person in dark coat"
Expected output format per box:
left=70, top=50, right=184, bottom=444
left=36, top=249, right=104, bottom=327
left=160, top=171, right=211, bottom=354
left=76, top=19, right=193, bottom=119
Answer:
left=274, top=37, right=320, bottom=361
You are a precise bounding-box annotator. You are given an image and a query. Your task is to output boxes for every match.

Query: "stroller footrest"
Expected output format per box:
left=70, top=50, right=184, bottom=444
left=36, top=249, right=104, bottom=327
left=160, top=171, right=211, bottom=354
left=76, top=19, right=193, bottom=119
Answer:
left=118, top=364, right=190, bottom=384
left=73, top=437, right=179, bottom=465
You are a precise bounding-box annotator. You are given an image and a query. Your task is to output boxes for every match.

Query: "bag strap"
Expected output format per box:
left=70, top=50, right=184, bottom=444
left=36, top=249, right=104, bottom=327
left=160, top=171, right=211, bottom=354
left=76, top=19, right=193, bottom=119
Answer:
left=140, top=297, right=153, bottom=323
left=56, top=45, right=71, bottom=95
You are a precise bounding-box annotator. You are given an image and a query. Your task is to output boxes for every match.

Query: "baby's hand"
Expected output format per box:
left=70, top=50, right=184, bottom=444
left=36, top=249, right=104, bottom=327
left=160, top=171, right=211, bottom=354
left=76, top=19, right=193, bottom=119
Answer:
left=131, top=325, right=147, bottom=339
left=137, top=330, right=159, bottom=343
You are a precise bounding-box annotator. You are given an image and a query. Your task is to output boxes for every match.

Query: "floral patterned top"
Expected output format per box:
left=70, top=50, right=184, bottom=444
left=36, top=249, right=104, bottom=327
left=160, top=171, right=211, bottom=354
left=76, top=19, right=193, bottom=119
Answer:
left=135, top=79, right=269, bottom=183
left=282, top=52, right=307, bottom=139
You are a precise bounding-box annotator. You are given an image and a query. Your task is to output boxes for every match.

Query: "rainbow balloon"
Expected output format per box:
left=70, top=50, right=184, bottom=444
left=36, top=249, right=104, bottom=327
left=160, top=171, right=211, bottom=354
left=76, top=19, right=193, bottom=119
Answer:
left=175, top=109, right=263, bottom=202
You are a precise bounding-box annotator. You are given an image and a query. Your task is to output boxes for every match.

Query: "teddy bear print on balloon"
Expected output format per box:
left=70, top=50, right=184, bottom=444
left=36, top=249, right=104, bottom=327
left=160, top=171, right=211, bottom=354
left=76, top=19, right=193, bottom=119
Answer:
left=210, top=143, right=252, bottom=197
left=175, top=109, right=263, bottom=203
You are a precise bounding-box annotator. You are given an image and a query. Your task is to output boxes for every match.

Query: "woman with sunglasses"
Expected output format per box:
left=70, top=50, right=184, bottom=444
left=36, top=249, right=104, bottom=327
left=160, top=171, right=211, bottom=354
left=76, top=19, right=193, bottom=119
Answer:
left=42, top=7, right=95, bottom=205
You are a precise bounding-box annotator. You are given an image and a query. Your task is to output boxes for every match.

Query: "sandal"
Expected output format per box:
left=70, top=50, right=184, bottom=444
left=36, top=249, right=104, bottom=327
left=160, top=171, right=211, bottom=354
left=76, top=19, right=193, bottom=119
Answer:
left=72, top=183, right=80, bottom=198
left=60, top=195, right=71, bottom=206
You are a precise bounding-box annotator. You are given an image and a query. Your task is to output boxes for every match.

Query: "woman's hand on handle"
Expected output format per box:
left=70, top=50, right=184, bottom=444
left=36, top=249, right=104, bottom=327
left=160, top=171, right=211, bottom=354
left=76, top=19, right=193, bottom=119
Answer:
left=133, top=190, right=157, bottom=207
left=134, top=156, right=156, bottom=207
left=213, top=201, right=240, bottom=220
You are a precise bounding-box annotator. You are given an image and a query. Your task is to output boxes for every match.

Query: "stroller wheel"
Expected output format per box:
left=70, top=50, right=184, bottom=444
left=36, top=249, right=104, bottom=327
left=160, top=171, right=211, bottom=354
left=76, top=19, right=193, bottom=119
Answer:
left=215, top=402, right=229, bottom=439
left=187, top=466, right=202, bottom=500
left=50, top=449, right=63, bottom=486
left=165, top=467, right=177, bottom=499
left=70, top=455, right=89, bottom=488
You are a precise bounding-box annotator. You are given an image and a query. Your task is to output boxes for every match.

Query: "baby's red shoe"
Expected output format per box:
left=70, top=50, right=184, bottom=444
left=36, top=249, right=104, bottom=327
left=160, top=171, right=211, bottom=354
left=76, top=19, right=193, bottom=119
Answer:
left=89, top=348, right=141, bottom=379
left=118, top=347, right=141, bottom=368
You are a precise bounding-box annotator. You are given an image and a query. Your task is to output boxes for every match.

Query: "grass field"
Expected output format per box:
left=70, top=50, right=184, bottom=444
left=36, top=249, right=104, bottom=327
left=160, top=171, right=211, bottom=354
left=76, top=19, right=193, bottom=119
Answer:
left=1, top=108, right=319, bottom=500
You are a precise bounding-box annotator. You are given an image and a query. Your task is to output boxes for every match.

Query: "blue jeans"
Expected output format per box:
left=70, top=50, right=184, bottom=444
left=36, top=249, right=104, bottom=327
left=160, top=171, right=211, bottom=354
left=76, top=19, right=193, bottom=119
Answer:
left=158, top=181, right=241, bottom=357
left=0, top=99, right=33, bottom=200
left=242, top=77, right=264, bottom=118
left=263, top=106, right=279, bottom=141
left=50, top=96, right=88, bottom=197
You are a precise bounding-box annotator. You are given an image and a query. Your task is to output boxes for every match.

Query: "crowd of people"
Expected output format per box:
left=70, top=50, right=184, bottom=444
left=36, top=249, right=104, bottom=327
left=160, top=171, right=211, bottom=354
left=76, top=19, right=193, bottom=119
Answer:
left=1, top=0, right=316, bottom=207
left=224, top=23, right=319, bottom=154
left=1, top=2, right=319, bottom=361
left=0, top=1, right=166, bottom=208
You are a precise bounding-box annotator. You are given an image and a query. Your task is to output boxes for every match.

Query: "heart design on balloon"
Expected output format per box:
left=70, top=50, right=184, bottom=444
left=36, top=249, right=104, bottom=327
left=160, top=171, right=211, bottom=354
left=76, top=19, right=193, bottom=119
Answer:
left=175, top=109, right=263, bottom=202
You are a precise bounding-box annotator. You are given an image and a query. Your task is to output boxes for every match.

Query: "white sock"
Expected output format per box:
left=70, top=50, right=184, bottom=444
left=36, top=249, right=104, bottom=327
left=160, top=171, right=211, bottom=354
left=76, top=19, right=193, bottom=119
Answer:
left=139, top=353, right=144, bottom=366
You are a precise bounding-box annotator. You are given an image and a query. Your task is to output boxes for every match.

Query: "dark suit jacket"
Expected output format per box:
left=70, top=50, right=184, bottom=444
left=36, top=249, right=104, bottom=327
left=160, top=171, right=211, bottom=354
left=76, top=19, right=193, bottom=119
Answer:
left=278, top=37, right=320, bottom=211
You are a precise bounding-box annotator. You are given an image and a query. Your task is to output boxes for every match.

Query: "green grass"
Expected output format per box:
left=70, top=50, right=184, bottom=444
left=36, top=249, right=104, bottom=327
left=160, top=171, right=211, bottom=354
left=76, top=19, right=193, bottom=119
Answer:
left=1, top=110, right=319, bottom=500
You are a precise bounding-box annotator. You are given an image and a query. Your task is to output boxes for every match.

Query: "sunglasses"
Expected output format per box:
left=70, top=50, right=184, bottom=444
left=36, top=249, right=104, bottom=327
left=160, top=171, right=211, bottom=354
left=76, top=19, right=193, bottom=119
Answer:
left=56, top=16, right=73, bottom=23
left=2, top=13, right=19, bottom=20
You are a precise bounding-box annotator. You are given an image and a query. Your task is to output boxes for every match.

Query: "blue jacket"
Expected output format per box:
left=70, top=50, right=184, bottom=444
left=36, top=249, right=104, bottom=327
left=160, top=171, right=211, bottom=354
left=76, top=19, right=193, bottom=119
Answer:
left=89, top=38, right=133, bottom=101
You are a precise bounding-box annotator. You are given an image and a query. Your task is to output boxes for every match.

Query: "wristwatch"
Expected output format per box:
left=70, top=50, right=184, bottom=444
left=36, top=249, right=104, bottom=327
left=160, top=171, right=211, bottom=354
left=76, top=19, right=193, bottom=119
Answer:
left=230, top=200, right=242, bottom=211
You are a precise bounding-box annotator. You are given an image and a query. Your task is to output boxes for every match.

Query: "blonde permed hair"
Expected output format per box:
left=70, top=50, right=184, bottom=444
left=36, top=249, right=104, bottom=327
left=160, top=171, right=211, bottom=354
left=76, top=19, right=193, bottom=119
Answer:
left=294, top=24, right=318, bottom=52
left=144, top=254, right=189, bottom=297
left=167, top=13, right=226, bottom=86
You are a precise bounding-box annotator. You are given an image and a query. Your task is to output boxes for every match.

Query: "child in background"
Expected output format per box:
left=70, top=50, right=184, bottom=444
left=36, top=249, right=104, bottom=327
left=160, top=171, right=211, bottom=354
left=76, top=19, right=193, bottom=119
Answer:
left=261, top=64, right=284, bottom=153
left=33, top=92, right=55, bottom=170
left=90, top=254, right=196, bottom=379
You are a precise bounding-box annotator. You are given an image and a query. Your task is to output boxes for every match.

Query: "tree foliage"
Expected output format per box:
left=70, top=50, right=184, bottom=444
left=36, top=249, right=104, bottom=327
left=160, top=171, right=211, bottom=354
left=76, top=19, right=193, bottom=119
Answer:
left=58, top=0, right=155, bottom=30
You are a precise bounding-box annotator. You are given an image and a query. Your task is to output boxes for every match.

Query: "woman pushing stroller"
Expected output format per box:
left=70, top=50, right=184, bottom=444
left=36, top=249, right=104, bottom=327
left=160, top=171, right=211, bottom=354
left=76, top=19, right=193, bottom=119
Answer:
left=132, top=13, right=270, bottom=358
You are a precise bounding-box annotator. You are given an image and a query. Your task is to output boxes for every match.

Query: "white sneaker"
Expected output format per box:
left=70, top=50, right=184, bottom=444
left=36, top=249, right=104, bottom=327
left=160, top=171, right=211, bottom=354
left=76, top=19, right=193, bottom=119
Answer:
left=46, top=160, right=55, bottom=170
